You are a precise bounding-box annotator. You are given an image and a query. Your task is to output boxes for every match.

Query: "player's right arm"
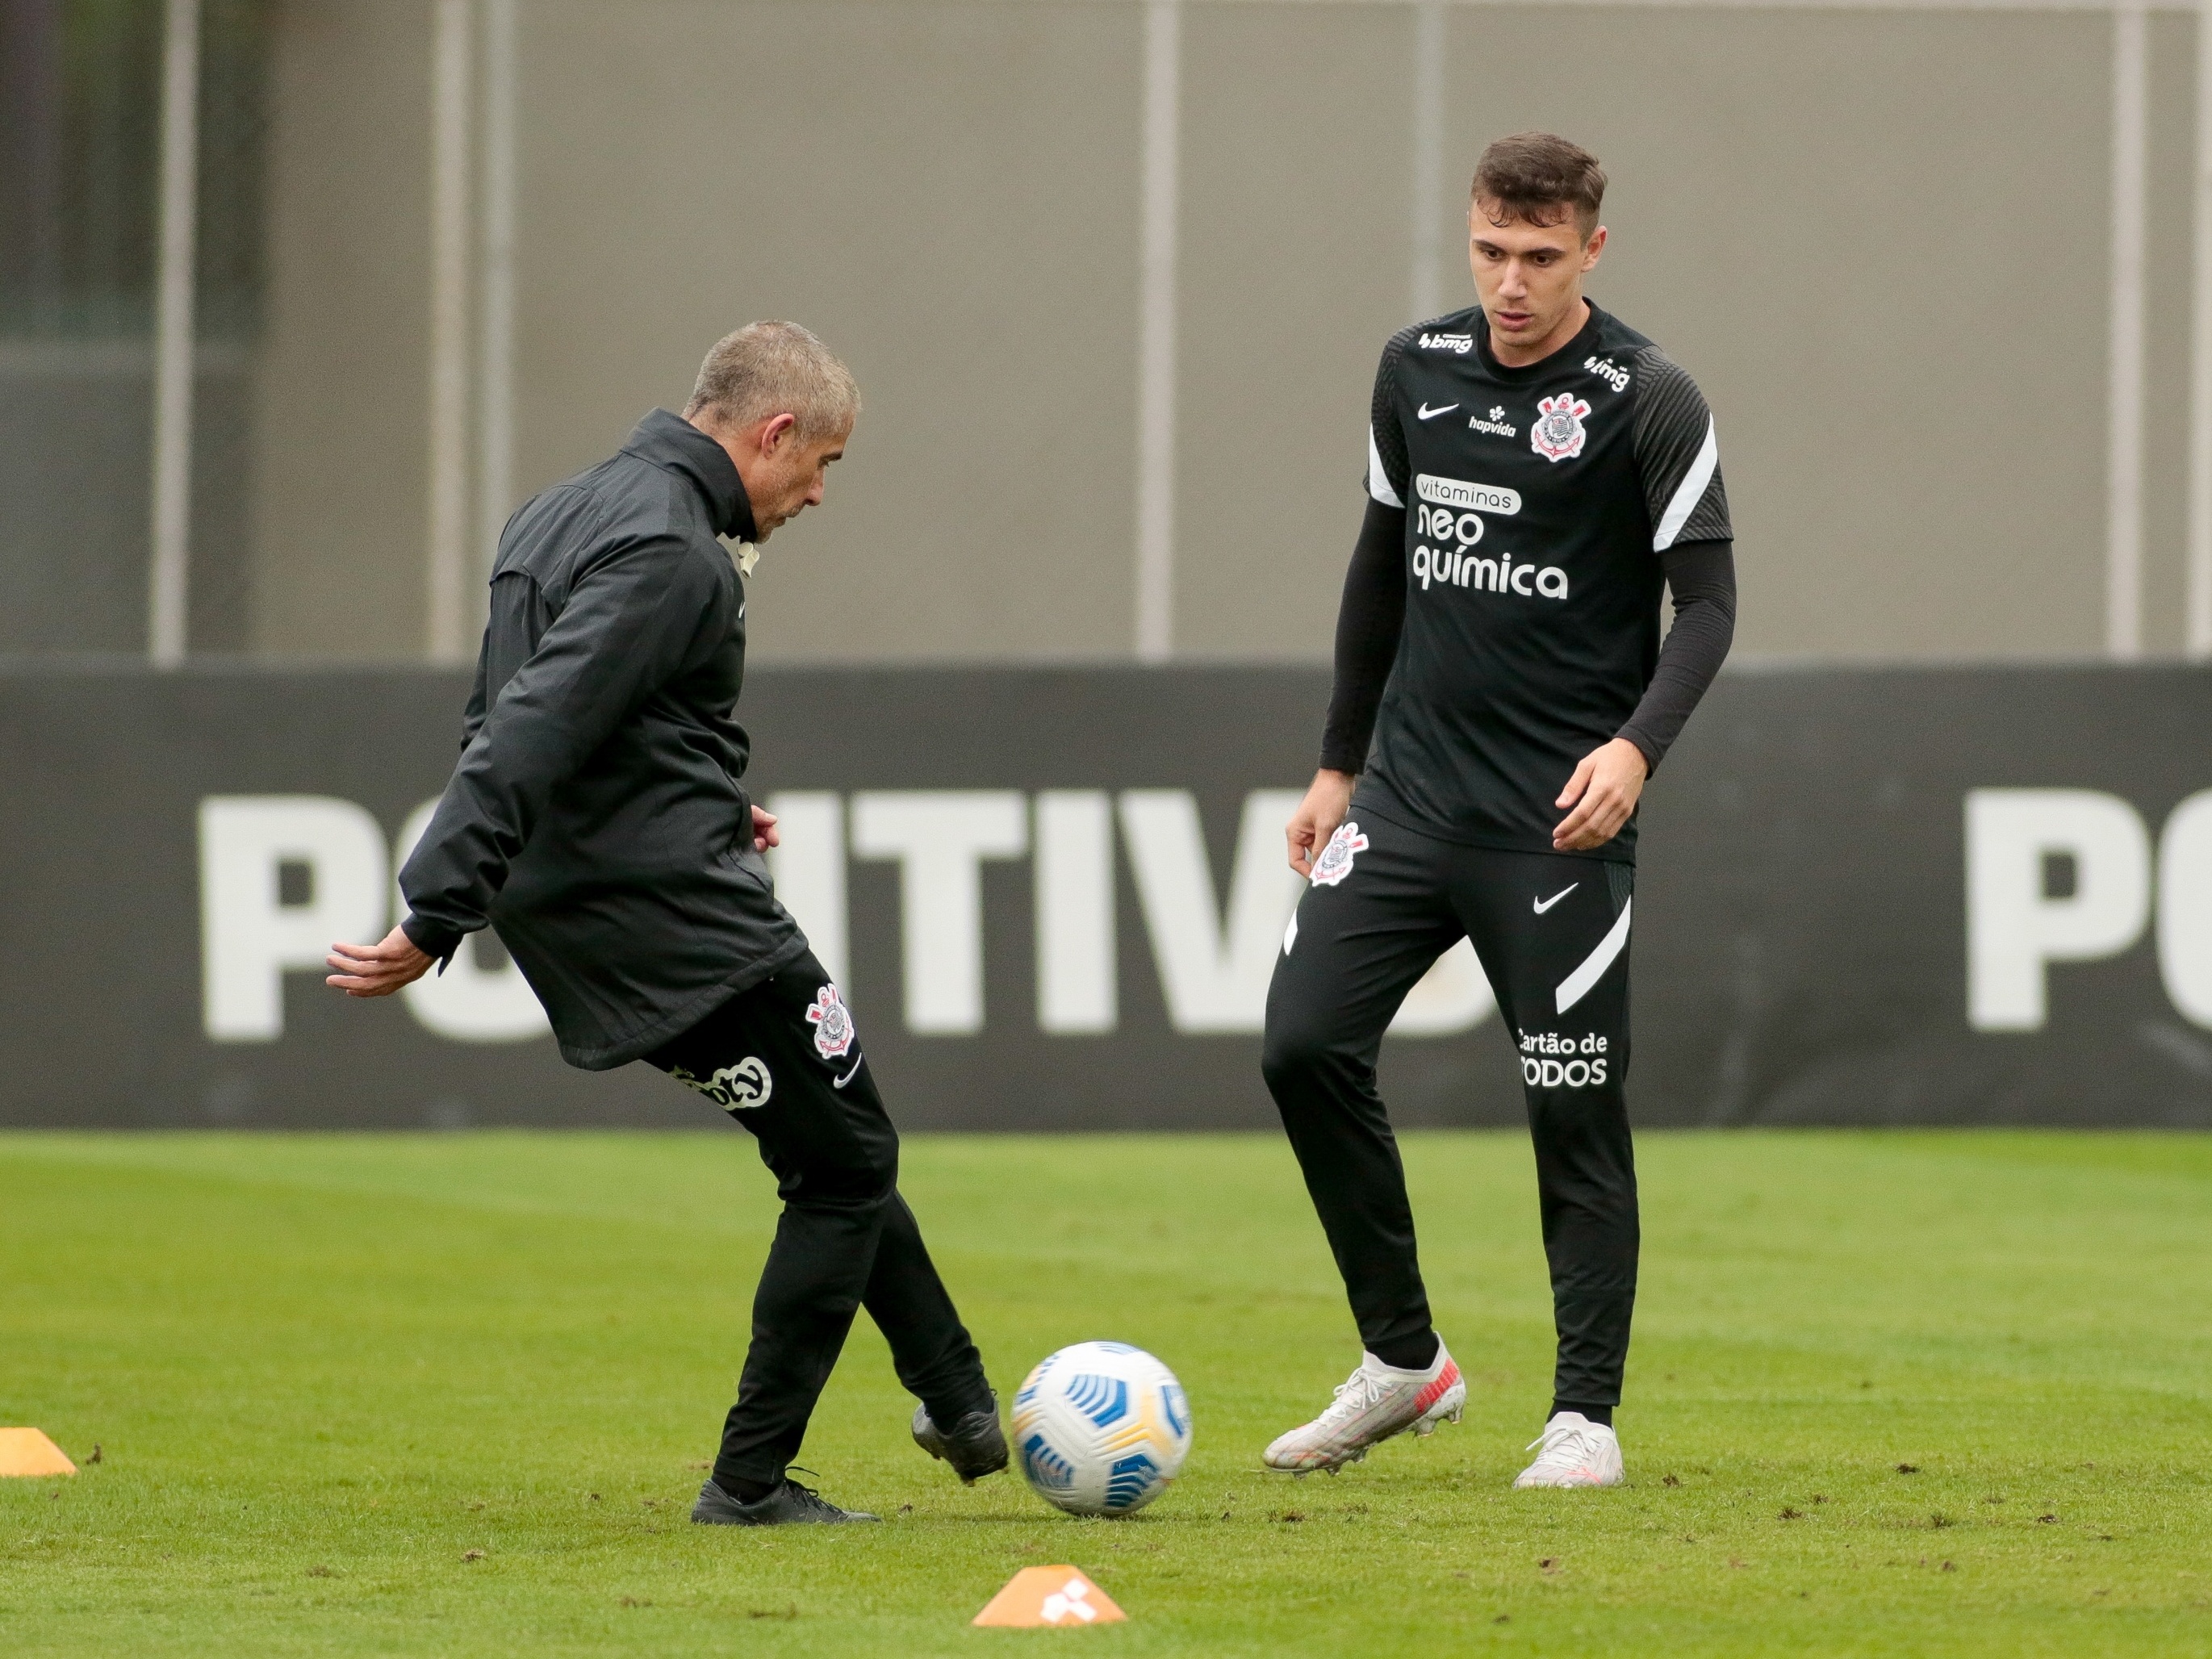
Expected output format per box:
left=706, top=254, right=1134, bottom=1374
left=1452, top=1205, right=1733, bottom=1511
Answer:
left=1289, top=328, right=1418, bottom=875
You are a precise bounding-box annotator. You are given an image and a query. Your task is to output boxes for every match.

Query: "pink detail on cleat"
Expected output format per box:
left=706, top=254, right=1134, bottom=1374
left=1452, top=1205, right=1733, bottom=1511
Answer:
left=1412, top=1360, right=1461, bottom=1416
left=1262, top=1345, right=1467, bottom=1473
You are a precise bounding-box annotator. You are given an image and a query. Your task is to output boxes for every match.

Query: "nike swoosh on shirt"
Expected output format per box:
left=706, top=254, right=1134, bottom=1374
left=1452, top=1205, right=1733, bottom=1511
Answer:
left=1533, top=884, right=1579, bottom=915
left=1416, top=402, right=1460, bottom=420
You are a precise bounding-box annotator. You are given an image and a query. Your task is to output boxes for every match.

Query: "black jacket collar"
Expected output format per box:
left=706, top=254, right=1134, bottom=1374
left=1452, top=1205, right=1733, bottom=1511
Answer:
left=621, top=409, right=758, bottom=542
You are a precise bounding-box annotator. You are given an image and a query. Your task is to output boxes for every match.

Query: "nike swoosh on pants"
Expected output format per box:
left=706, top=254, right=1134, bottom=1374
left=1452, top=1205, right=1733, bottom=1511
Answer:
left=1533, top=883, right=1578, bottom=914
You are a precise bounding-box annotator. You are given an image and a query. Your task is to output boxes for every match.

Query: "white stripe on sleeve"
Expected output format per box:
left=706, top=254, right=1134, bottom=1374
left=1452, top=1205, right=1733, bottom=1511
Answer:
left=1367, top=424, right=1404, bottom=508
left=1651, top=416, right=1718, bottom=551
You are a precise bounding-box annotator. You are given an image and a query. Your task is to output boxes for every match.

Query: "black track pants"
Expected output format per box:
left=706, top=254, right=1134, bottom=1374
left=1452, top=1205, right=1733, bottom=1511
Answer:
left=1261, top=812, right=1639, bottom=1407
left=647, top=954, right=990, bottom=1487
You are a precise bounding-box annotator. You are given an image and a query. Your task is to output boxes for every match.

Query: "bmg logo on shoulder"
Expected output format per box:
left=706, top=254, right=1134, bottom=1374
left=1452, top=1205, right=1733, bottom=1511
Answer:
left=1584, top=356, right=1631, bottom=393
left=1420, top=332, right=1474, bottom=354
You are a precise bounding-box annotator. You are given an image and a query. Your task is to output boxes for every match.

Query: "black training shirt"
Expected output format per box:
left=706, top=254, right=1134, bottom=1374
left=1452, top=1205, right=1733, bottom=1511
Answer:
left=1353, top=301, right=1730, bottom=863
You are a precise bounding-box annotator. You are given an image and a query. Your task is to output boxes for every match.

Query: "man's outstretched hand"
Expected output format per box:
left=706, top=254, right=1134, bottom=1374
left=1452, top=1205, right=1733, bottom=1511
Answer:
left=1553, top=738, right=1648, bottom=851
left=326, top=805, right=777, bottom=1001
left=1285, top=768, right=1356, bottom=877
left=327, top=926, right=435, bottom=998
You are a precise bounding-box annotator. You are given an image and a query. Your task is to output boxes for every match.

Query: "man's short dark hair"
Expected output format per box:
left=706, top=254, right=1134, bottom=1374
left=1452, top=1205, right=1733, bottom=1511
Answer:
left=1472, top=132, right=1607, bottom=241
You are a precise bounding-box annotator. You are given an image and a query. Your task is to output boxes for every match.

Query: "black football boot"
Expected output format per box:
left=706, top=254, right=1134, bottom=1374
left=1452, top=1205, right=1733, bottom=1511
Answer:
left=910, top=1394, right=1009, bottom=1484
left=689, top=1477, right=880, bottom=1526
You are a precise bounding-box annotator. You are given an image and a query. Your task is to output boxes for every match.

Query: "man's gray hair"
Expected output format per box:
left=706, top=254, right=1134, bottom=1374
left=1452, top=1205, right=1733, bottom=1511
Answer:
left=684, top=320, right=859, bottom=440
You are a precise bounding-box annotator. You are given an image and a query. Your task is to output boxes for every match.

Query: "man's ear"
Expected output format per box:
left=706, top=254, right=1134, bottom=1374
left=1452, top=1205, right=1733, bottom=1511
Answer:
left=757, top=412, right=798, bottom=458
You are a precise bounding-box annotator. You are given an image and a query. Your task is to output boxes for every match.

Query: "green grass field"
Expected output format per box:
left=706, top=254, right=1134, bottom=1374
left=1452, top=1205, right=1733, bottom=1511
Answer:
left=4, top=1130, right=2210, bottom=1656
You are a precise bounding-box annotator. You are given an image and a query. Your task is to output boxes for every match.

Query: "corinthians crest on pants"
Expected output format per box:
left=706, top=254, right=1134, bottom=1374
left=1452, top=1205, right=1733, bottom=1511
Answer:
left=1311, top=821, right=1369, bottom=887
left=1531, top=391, right=1591, bottom=462
left=805, top=983, right=857, bottom=1060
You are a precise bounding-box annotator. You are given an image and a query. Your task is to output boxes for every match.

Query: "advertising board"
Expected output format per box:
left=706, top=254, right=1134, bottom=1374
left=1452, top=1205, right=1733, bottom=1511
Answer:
left=2, top=663, right=2206, bottom=1129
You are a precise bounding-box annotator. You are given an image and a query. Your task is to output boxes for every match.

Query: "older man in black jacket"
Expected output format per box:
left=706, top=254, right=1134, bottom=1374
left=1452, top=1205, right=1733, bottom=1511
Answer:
left=328, top=321, right=1003, bottom=1525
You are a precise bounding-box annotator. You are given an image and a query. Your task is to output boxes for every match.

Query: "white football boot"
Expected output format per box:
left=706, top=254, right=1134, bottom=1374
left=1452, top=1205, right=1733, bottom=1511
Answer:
left=1512, top=1410, right=1625, bottom=1488
left=1262, top=1344, right=1466, bottom=1474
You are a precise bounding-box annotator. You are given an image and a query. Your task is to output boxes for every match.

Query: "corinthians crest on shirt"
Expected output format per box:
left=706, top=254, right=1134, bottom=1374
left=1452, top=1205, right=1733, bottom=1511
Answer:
left=805, top=983, right=857, bottom=1061
left=1531, top=391, right=1591, bottom=462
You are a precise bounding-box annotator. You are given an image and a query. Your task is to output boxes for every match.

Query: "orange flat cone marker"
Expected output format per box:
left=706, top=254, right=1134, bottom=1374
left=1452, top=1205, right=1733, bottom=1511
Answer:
left=972, top=1565, right=1125, bottom=1628
left=0, top=1430, right=76, bottom=1477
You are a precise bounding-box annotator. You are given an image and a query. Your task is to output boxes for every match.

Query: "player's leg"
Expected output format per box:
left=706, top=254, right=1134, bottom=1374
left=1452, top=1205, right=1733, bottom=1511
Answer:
left=1258, top=813, right=1469, bottom=1472
left=863, top=1190, right=1007, bottom=1482
left=782, top=1037, right=998, bottom=1481
left=1453, top=850, right=1637, bottom=1488
left=649, top=955, right=973, bottom=1522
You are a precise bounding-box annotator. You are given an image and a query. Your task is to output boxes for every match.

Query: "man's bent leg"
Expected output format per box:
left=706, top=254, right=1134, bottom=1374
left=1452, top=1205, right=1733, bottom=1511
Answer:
left=862, top=1189, right=991, bottom=1425
left=649, top=956, right=905, bottom=1491
left=867, top=1188, right=1008, bottom=1482
left=1455, top=852, right=1639, bottom=1415
left=1261, top=814, right=1460, bottom=1364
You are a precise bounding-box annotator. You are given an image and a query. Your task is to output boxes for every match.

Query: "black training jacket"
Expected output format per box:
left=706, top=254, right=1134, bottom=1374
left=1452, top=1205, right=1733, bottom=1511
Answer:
left=398, top=409, right=806, bottom=1069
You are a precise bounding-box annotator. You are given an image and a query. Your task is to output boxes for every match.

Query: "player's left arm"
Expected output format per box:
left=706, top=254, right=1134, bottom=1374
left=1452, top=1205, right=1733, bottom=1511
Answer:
left=1553, top=348, right=1737, bottom=852
left=330, top=536, right=725, bottom=997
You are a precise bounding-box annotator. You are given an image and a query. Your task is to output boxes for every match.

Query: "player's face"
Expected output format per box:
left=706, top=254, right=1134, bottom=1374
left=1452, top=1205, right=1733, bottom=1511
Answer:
left=1467, top=202, right=1607, bottom=361
left=751, top=424, right=849, bottom=540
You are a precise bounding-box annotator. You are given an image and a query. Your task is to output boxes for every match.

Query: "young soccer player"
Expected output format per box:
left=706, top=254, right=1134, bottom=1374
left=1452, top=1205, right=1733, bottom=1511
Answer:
left=327, top=323, right=1004, bottom=1524
left=1261, top=135, right=1736, bottom=1487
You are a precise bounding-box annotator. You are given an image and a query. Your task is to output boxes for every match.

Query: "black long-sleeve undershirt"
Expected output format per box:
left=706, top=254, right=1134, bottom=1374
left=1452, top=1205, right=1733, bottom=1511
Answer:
left=1318, top=496, right=1736, bottom=778
left=1615, top=540, right=1736, bottom=769
left=1318, top=498, right=1413, bottom=773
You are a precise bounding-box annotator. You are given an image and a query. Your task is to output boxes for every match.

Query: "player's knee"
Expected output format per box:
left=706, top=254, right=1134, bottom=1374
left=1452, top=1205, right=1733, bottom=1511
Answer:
left=786, top=1139, right=899, bottom=1208
left=1261, top=1016, right=1342, bottom=1099
left=852, top=1140, right=900, bottom=1200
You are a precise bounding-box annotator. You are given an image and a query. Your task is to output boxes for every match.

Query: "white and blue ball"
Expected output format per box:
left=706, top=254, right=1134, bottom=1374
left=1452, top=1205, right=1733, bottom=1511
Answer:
left=1010, top=1341, right=1192, bottom=1517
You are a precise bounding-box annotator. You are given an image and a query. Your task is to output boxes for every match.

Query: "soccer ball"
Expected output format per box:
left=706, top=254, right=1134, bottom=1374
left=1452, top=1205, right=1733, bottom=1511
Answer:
left=1010, top=1341, right=1192, bottom=1517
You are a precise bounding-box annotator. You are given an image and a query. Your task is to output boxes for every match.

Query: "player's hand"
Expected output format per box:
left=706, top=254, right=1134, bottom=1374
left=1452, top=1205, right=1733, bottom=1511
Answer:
left=1286, top=768, right=1357, bottom=877
left=1553, top=738, right=1648, bottom=851
left=751, top=804, right=780, bottom=852
left=326, top=926, right=435, bottom=998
